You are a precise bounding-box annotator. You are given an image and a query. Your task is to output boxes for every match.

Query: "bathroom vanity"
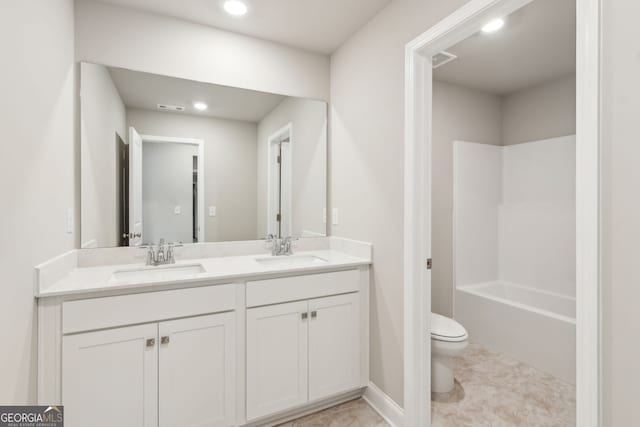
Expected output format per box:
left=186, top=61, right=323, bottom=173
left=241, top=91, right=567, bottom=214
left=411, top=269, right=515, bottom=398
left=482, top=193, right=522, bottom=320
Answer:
left=36, top=238, right=371, bottom=427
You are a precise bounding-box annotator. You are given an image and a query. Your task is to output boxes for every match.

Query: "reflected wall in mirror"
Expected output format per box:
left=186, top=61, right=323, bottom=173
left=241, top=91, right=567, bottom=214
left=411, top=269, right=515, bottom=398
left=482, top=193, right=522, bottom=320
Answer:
left=80, top=63, right=327, bottom=248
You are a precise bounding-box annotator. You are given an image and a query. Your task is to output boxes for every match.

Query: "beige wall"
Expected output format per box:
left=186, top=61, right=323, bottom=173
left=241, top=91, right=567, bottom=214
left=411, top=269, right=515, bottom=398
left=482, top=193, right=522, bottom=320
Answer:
left=75, top=1, right=330, bottom=101
left=257, top=98, right=327, bottom=239
left=80, top=63, right=127, bottom=248
left=431, top=81, right=502, bottom=317
left=502, top=74, right=576, bottom=145
left=127, top=109, right=258, bottom=242
left=601, top=0, right=640, bottom=424
left=0, top=0, right=76, bottom=403
left=330, top=0, right=469, bottom=405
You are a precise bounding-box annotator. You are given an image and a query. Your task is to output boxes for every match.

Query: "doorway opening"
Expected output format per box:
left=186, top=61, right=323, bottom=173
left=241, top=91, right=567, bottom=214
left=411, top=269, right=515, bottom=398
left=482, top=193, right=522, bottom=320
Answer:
left=267, top=123, right=292, bottom=238
left=403, top=0, right=601, bottom=425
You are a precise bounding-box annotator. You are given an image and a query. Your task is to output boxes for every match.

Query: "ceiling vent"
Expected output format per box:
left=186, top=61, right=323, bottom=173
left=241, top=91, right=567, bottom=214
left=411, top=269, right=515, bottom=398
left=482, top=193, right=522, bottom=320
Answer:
left=157, top=104, right=185, bottom=112
left=432, top=51, right=458, bottom=69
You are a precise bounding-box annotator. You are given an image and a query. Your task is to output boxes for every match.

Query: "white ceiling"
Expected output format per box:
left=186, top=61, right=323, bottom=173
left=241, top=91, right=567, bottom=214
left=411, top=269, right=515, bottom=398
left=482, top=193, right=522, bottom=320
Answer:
left=88, top=0, right=392, bottom=54
left=434, top=0, right=576, bottom=95
left=108, top=67, right=286, bottom=122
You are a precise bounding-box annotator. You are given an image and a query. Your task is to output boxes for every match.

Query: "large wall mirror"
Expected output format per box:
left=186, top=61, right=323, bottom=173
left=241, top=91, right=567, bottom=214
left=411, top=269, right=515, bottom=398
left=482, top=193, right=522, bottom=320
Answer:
left=80, top=62, right=327, bottom=248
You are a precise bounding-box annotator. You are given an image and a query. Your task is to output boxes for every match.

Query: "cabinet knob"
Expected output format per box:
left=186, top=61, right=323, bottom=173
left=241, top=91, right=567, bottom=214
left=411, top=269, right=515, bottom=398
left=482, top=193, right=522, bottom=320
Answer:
left=146, top=338, right=156, bottom=347
left=311, top=311, right=317, bottom=318
left=301, top=312, right=308, bottom=320
left=161, top=336, right=170, bottom=345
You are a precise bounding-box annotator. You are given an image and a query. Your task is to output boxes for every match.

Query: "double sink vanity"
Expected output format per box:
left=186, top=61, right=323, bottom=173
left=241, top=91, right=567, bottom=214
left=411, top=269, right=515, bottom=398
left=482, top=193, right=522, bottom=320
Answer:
left=41, top=60, right=368, bottom=426
left=36, top=237, right=371, bottom=427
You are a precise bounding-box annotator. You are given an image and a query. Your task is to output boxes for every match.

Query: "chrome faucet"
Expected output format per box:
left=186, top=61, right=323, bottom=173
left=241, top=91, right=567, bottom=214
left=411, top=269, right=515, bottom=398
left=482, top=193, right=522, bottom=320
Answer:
left=140, top=239, right=183, bottom=266
left=266, top=235, right=296, bottom=256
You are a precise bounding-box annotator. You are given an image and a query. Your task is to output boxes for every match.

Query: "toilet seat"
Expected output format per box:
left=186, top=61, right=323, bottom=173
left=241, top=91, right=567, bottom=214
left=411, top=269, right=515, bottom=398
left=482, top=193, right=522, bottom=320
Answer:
left=431, top=313, right=468, bottom=342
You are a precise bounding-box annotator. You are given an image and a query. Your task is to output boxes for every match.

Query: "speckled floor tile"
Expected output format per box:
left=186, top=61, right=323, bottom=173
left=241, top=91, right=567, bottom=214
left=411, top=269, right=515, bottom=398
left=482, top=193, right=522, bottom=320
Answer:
left=432, top=343, right=576, bottom=427
left=276, top=398, right=389, bottom=427
left=279, top=344, right=574, bottom=427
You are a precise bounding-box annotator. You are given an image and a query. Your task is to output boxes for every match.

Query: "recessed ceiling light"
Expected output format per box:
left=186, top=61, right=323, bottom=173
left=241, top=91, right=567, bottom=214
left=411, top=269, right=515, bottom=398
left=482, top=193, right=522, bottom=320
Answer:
left=224, top=0, right=247, bottom=16
left=194, top=102, right=208, bottom=111
left=481, top=18, right=505, bottom=33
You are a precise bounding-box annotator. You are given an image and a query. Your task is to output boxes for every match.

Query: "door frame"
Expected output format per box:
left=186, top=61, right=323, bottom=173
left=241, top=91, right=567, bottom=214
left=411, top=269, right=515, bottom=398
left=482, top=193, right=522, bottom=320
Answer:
left=141, top=134, right=205, bottom=243
left=403, top=0, right=601, bottom=426
left=267, top=123, right=293, bottom=238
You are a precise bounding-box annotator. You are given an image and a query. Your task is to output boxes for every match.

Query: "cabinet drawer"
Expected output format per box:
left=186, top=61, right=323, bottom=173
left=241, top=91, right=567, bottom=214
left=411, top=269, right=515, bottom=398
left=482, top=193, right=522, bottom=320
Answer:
left=246, top=270, right=359, bottom=308
left=63, top=284, right=235, bottom=334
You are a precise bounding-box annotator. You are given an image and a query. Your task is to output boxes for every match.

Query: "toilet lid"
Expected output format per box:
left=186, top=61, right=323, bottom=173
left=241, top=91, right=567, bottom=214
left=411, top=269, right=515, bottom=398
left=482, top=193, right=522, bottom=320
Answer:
left=431, top=313, right=468, bottom=342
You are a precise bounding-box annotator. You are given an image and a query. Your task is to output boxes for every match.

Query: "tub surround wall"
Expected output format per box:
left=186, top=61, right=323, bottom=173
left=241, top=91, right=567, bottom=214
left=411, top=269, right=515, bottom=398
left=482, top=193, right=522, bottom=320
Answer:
left=499, top=138, right=576, bottom=296
left=453, top=136, right=576, bottom=383
left=454, top=136, right=576, bottom=297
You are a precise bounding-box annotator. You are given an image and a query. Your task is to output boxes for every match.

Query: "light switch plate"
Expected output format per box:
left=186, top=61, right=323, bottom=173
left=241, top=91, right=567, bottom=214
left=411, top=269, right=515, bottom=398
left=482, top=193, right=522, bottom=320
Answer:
left=332, top=208, right=339, bottom=225
left=174, top=206, right=181, bottom=215
left=209, top=206, right=217, bottom=217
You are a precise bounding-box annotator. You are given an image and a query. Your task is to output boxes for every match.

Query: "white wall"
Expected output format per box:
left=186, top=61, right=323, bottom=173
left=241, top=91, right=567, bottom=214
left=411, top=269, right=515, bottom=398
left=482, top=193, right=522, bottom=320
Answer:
left=257, top=98, right=327, bottom=238
left=432, top=81, right=503, bottom=316
left=601, top=0, right=640, bottom=424
left=0, top=0, right=76, bottom=403
left=330, top=0, right=469, bottom=405
left=142, top=142, right=198, bottom=244
left=75, top=1, right=330, bottom=101
left=499, top=137, right=576, bottom=296
left=501, top=74, right=576, bottom=146
left=80, top=63, right=127, bottom=248
left=454, top=137, right=576, bottom=297
left=127, top=109, right=258, bottom=242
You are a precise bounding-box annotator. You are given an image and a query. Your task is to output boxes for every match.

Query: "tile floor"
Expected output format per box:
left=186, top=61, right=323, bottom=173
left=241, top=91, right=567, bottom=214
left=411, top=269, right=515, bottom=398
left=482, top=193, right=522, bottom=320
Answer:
left=275, top=398, right=388, bottom=427
left=431, top=343, right=576, bottom=426
left=281, top=343, right=576, bottom=427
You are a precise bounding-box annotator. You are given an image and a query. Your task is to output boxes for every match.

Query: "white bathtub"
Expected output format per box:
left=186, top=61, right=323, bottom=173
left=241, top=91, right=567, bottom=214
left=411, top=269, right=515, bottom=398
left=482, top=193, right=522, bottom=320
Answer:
left=455, top=281, right=576, bottom=384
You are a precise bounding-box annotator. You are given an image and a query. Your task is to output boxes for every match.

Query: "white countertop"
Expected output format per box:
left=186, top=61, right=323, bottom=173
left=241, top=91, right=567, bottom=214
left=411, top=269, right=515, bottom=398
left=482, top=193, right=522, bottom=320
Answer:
left=36, top=249, right=371, bottom=298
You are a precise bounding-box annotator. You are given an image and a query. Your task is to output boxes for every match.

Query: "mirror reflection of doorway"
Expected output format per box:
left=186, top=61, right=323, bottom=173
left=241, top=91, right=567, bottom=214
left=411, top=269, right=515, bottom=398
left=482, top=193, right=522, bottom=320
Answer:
left=117, top=134, right=129, bottom=246
left=122, top=129, right=205, bottom=245
left=267, top=123, right=292, bottom=238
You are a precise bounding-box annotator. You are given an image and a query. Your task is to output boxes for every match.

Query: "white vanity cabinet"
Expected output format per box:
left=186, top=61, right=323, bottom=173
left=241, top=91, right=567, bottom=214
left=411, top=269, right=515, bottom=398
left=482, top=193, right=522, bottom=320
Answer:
left=63, top=323, right=159, bottom=427
left=245, top=270, right=366, bottom=422
left=63, top=312, right=235, bottom=427
left=58, top=285, right=236, bottom=427
left=158, top=313, right=235, bottom=427
left=246, top=301, right=309, bottom=419
left=37, top=253, right=371, bottom=427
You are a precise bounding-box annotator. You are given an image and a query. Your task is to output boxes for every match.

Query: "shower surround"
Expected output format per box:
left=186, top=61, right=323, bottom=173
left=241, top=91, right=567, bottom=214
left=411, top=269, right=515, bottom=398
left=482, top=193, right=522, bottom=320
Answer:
left=453, top=136, right=576, bottom=384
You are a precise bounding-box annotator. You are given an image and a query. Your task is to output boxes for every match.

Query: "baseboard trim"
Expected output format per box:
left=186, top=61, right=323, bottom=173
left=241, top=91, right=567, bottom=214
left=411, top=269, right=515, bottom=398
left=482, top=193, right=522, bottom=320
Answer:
left=363, top=382, right=404, bottom=427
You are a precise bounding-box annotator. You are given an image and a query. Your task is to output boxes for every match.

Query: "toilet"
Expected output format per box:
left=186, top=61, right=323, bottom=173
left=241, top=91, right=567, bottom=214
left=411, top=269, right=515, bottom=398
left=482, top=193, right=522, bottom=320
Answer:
left=430, top=312, right=469, bottom=393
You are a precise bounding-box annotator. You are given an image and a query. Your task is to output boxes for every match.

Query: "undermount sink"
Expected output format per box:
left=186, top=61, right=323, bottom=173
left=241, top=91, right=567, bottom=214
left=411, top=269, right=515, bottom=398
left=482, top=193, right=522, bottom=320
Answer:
left=110, top=263, right=206, bottom=283
left=254, top=254, right=328, bottom=268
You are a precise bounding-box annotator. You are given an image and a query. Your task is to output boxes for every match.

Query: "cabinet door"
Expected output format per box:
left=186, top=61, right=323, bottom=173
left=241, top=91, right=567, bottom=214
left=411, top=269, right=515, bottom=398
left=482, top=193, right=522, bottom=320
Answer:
left=63, top=323, right=158, bottom=427
left=158, top=313, right=235, bottom=427
left=246, top=301, right=308, bottom=420
left=308, top=293, right=361, bottom=400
